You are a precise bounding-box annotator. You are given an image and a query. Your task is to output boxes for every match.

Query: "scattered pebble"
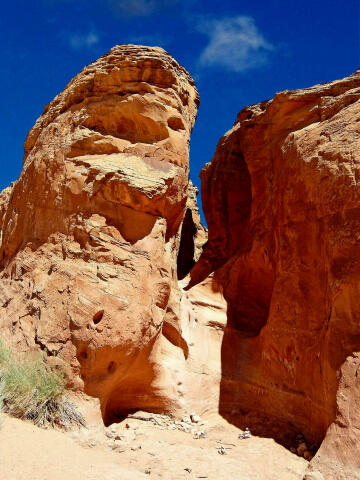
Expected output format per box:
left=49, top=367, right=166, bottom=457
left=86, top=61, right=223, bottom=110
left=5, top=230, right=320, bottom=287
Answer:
left=184, top=467, right=192, bottom=473
left=131, top=445, right=142, bottom=451
left=297, top=442, right=307, bottom=456
left=190, top=413, right=201, bottom=423
left=304, top=450, right=313, bottom=461
left=238, top=427, right=251, bottom=440
left=111, top=444, right=125, bottom=453
left=182, top=415, right=192, bottom=424
left=291, top=433, right=317, bottom=460
left=218, top=445, right=227, bottom=455
left=126, top=412, right=206, bottom=437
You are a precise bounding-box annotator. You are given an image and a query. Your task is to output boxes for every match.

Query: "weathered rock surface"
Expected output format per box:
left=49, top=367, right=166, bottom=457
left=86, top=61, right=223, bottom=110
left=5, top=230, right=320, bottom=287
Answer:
left=1, top=43, right=359, bottom=480
left=190, top=70, right=360, bottom=479
left=0, top=45, right=212, bottom=424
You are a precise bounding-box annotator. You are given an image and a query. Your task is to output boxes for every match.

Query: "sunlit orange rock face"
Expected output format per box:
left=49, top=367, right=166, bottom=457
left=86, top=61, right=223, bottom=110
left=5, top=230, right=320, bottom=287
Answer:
left=0, top=45, right=206, bottom=423
left=190, top=70, right=360, bottom=479
left=1, top=43, right=359, bottom=479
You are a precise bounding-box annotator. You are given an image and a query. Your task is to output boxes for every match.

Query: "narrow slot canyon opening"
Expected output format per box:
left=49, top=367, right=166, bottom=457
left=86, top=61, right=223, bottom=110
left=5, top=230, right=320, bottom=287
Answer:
left=177, top=208, right=196, bottom=280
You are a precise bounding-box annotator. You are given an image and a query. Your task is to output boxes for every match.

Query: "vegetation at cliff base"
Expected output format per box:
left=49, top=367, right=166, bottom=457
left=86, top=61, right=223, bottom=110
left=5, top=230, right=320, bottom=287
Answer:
left=0, top=339, right=85, bottom=428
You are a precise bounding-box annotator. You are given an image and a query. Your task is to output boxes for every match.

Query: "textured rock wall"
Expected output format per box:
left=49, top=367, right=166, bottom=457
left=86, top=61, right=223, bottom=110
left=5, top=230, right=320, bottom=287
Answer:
left=0, top=45, right=218, bottom=424
left=1, top=42, right=358, bottom=479
left=191, top=70, right=360, bottom=479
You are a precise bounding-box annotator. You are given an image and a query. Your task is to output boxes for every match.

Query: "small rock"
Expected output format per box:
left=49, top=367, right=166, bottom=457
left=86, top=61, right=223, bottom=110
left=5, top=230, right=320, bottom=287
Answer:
left=190, top=413, right=201, bottom=423
left=182, top=415, right=192, bottom=424
left=131, top=445, right=142, bottom=451
left=178, top=425, right=191, bottom=433
left=297, top=442, right=307, bottom=456
left=304, top=450, right=313, bottom=461
left=184, top=468, right=192, bottom=473
left=145, top=468, right=151, bottom=475
left=238, top=427, right=251, bottom=439
left=111, top=444, right=125, bottom=453
left=218, top=445, right=227, bottom=455
left=303, top=472, right=324, bottom=480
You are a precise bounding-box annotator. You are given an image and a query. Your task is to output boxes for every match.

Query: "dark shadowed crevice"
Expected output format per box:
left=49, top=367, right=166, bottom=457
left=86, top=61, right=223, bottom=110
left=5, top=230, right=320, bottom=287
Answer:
left=177, top=208, right=197, bottom=280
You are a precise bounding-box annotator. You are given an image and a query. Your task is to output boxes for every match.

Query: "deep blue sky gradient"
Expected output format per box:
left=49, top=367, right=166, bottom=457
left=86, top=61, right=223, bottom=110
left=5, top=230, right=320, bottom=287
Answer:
left=1, top=0, right=359, bottom=220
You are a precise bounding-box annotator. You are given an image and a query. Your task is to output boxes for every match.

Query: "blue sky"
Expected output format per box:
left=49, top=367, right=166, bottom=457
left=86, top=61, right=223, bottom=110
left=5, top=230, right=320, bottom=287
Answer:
left=0, top=0, right=359, bottom=220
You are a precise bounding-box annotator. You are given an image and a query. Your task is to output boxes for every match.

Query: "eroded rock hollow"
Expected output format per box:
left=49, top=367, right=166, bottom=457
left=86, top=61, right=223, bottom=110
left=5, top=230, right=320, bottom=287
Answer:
left=189, top=70, right=360, bottom=479
left=0, top=45, right=224, bottom=425
left=1, top=45, right=359, bottom=479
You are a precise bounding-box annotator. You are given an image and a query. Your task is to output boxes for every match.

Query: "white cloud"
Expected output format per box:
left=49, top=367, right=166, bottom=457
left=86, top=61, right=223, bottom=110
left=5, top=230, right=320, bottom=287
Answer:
left=197, top=16, right=274, bottom=73
left=68, top=32, right=100, bottom=50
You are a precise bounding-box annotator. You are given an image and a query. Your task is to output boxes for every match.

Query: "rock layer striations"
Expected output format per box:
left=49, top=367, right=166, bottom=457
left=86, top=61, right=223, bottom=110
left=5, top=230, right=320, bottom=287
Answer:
left=1, top=44, right=359, bottom=479
left=0, top=45, right=203, bottom=423
left=190, top=70, right=360, bottom=479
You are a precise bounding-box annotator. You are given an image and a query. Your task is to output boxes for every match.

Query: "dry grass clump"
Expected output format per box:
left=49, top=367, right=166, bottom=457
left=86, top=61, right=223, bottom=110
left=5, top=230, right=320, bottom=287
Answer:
left=0, top=339, right=85, bottom=429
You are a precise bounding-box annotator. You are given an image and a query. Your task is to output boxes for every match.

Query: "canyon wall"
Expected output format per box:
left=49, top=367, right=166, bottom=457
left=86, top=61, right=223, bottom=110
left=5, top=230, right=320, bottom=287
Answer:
left=0, top=44, right=359, bottom=479
left=0, top=45, right=226, bottom=424
left=189, top=70, right=360, bottom=479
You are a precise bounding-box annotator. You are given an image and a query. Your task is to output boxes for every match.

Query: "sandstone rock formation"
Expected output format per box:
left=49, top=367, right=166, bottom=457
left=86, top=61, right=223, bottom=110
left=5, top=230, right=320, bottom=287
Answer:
left=1, top=42, right=359, bottom=480
left=0, top=45, right=219, bottom=424
left=189, top=70, right=360, bottom=479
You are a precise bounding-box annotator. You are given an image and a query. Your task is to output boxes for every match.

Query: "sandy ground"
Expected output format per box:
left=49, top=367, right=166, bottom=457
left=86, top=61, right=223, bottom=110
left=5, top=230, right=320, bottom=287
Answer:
left=0, top=411, right=307, bottom=480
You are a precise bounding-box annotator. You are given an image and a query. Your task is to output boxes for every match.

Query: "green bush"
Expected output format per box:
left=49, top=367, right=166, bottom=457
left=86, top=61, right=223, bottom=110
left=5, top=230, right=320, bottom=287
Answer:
left=0, top=339, right=85, bottom=429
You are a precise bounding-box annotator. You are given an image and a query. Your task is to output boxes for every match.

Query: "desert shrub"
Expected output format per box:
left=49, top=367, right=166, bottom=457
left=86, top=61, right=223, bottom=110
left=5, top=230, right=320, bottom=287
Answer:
left=0, top=339, right=85, bottom=429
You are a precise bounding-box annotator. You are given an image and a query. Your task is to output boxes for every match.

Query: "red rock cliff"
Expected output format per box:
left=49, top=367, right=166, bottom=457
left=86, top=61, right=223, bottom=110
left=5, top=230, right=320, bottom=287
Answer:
left=1, top=44, right=359, bottom=480
left=189, top=70, right=360, bottom=479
